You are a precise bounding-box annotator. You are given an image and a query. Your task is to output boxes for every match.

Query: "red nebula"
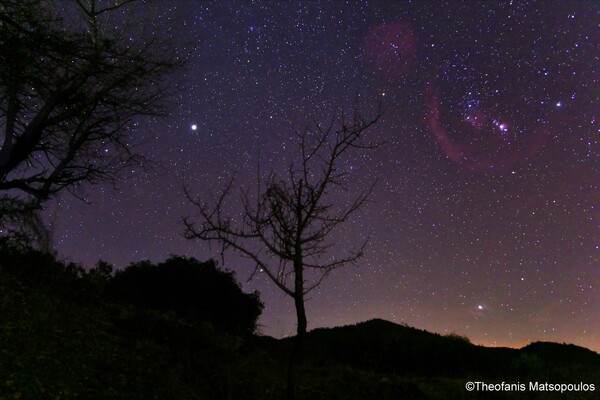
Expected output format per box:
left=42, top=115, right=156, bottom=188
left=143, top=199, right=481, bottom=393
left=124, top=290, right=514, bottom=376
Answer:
left=363, top=21, right=417, bottom=80
left=426, top=83, right=547, bottom=170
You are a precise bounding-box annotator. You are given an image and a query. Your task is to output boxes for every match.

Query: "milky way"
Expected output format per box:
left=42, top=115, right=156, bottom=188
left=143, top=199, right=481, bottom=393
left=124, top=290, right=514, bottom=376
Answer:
left=50, top=1, right=599, bottom=351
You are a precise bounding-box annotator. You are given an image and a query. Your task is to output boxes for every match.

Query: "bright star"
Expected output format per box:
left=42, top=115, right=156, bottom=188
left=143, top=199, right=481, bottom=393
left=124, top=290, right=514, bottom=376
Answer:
left=477, top=305, right=484, bottom=310
left=191, top=124, right=198, bottom=131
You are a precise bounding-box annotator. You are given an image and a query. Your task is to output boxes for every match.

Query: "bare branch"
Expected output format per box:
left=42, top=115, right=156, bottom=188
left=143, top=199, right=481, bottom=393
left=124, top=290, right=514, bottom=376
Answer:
left=183, top=103, right=382, bottom=337
left=0, top=0, right=186, bottom=204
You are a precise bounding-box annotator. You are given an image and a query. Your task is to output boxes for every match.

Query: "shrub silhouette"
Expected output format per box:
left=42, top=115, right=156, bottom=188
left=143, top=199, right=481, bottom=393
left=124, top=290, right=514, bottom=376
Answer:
left=108, top=256, right=263, bottom=334
left=0, top=238, right=88, bottom=299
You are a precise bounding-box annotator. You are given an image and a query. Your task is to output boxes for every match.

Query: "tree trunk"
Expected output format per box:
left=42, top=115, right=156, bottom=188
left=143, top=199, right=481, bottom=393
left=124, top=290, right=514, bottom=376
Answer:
left=286, top=258, right=306, bottom=400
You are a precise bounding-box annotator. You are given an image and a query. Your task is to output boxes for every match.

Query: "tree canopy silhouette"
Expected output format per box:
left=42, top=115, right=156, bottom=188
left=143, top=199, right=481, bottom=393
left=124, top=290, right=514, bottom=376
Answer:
left=108, top=256, right=264, bottom=335
left=0, top=0, right=184, bottom=239
left=0, top=196, right=50, bottom=250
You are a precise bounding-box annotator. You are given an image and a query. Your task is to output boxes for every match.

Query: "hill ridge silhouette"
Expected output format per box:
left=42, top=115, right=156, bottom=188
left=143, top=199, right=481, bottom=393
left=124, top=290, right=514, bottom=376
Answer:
left=300, top=318, right=599, bottom=355
left=265, top=317, right=600, bottom=380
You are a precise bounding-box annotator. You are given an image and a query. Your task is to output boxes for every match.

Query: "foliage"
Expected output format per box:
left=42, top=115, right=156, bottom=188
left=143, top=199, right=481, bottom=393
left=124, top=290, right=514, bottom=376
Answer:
left=0, top=196, right=51, bottom=251
left=108, top=256, right=264, bottom=335
left=0, top=243, right=271, bottom=399
left=0, top=236, right=83, bottom=294
left=444, top=332, right=472, bottom=344
left=1, top=245, right=598, bottom=400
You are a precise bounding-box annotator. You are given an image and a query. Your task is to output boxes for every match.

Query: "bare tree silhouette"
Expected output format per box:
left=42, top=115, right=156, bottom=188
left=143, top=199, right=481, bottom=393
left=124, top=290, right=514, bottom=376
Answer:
left=183, top=104, right=382, bottom=399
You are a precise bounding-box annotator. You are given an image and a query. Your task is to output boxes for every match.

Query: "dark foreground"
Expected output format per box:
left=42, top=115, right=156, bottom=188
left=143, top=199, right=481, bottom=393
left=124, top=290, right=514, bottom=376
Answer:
left=1, top=245, right=598, bottom=399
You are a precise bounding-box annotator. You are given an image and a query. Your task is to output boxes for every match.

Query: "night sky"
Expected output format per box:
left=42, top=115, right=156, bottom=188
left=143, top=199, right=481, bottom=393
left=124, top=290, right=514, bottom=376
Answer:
left=49, top=1, right=599, bottom=351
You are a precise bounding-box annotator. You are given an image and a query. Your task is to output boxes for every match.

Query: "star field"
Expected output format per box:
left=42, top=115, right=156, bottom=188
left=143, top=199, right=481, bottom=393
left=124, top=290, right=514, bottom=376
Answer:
left=49, top=1, right=599, bottom=351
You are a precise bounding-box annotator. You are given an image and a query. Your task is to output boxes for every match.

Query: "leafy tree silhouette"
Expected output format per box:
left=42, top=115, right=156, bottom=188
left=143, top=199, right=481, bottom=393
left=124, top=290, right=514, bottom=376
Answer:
left=0, top=0, right=185, bottom=245
left=108, top=256, right=263, bottom=335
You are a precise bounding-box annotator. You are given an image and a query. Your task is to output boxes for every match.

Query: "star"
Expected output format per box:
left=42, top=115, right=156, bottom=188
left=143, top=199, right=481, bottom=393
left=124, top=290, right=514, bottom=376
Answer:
left=48, top=0, right=599, bottom=353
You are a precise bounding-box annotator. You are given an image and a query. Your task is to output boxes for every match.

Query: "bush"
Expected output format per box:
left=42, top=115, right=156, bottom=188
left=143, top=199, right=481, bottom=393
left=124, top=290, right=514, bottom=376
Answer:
left=108, top=256, right=263, bottom=334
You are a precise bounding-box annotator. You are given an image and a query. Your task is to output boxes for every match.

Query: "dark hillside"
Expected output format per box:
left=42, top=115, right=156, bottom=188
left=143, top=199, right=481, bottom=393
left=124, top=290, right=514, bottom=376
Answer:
left=0, top=244, right=270, bottom=399
left=277, top=318, right=600, bottom=383
left=280, top=318, right=517, bottom=378
left=523, top=341, right=600, bottom=365
left=1, top=244, right=598, bottom=399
